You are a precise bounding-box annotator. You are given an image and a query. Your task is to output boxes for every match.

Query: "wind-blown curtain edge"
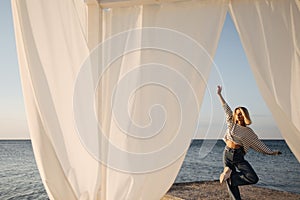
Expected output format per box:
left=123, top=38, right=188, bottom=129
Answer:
left=10, top=0, right=79, bottom=199
left=229, top=0, right=300, bottom=161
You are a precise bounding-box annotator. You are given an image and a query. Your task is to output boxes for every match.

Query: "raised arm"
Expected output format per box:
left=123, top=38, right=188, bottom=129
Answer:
left=217, top=85, right=226, bottom=105
left=217, top=85, right=233, bottom=128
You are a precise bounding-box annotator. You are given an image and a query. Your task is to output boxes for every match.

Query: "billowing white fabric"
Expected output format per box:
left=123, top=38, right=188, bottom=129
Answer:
left=230, top=0, right=300, bottom=161
left=11, top=0, right=228, bottom=199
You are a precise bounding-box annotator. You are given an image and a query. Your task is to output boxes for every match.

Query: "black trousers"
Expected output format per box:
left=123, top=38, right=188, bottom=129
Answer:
left=223, top=147, right=259, bottom=200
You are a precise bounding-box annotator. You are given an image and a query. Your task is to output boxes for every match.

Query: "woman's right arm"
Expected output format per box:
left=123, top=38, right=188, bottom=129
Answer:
left=217, top=85, right=233, bottom=127
left=217, top=85, right=226, bottom=105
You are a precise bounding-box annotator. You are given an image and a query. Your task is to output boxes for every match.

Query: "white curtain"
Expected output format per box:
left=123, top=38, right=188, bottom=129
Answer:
left=11, top=0, right=228, bottom=199
left=230, top=0, right=300, bottom=161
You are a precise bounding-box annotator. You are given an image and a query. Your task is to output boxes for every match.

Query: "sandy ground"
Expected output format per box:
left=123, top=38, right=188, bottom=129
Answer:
left=161, top=181, right=300, bottom=200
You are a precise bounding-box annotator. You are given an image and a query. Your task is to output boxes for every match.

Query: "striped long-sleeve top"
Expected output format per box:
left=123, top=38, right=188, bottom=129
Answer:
left=223, top=103, right=274, bottom=155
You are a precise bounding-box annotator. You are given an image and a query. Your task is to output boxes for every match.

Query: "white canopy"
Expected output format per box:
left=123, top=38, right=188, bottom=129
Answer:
left=11, top=0, right=299, bottom=199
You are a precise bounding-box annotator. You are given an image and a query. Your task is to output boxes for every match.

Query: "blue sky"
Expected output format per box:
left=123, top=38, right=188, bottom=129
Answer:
left=0, top=0, right=29, bottom=139
left=0, top=0, right=282, bottom=139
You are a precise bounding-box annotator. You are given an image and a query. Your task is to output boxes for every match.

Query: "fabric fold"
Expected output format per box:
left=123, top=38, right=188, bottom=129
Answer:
left=230, top=0, right=300, bottom=161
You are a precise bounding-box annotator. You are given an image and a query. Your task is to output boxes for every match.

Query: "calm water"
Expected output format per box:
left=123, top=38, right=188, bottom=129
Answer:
left=0, top=140, right=48, bottom=200
left=0, top=140, right=299, bottom=199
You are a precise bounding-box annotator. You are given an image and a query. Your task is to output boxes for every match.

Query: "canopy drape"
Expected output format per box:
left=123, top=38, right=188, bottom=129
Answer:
left=11, top=0, right=228, bottom=199
left=230, top=0, right=300, bottom=161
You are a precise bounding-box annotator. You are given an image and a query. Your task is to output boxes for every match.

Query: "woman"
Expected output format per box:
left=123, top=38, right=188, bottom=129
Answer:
left=217, top=85, right=281, bottom=200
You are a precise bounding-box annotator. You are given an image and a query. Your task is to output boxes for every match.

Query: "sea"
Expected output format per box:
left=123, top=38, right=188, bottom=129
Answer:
left=0, top=140, right=299, bottom=199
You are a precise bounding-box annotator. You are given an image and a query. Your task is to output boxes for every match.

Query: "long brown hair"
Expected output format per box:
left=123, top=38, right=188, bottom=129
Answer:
left=233, top=107, right=252, bottom=125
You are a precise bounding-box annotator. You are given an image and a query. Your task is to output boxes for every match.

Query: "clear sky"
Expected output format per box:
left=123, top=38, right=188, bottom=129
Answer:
left=0, top=0, right=282, bottom=139
left=0, top=0, right=29, bottom=139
